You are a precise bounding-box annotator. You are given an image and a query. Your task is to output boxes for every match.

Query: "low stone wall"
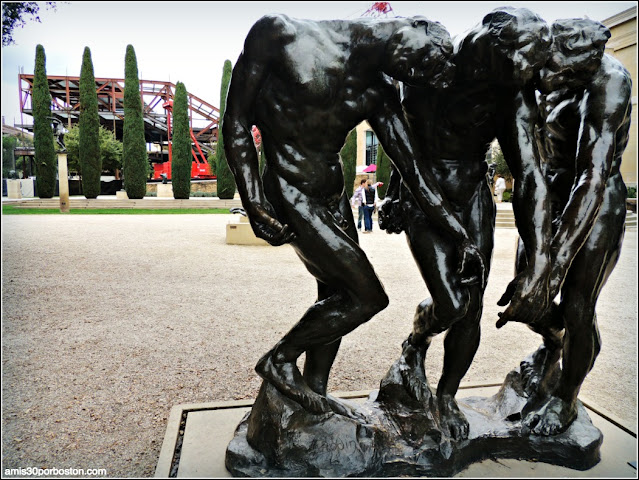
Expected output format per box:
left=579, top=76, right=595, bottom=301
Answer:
left=146, top=180, right=217, bottom=196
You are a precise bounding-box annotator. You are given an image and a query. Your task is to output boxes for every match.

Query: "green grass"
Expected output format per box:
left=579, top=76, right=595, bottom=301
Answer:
left=2, top=205, right=231, bottom=215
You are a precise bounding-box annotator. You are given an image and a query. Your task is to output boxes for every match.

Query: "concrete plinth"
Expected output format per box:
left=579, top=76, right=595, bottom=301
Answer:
left=6, top=179, right=22, bottom=199
left=57, top=152, right=70, bottom=213
left=116, top=190, right=129, bottom=200
left=157, top=184, right=173, bottom=198
left=155, top=386, right=637, bottom=478
left=225, top=221, right=268, bottom=246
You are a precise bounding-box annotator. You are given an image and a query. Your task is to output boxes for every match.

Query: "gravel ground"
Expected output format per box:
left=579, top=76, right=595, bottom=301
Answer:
left=1, top=213, right=637, bottom=478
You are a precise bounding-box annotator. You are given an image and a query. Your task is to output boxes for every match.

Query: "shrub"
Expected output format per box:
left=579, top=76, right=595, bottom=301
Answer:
left=375, top=144, right=391, bottom=198
left=32, top=44, right=57, bottom=198
left=171, top=81, right=191, bottom=199
left=79, top=46, right=101, bottom=198
left=502, top=189, right=513, bottom=203
left=216, top=59, right=236, bottom=199
left=122, top=45, right=149, bottom=199
left=627, top=186, right=636, bottom=199
left=340, top=128, right=357, bottom=198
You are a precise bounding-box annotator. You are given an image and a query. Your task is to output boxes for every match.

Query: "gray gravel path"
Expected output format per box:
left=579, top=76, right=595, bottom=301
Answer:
left=2, top=214, right=637, bottom=477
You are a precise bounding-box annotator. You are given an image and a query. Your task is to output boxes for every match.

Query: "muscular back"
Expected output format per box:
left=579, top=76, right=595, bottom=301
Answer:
left=241, top=15, right=403, bottom=197
left=537, top=54, right=632, bottom=197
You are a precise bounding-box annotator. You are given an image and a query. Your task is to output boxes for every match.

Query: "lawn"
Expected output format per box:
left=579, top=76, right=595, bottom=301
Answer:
left=2, top=205, right=231, bottom=215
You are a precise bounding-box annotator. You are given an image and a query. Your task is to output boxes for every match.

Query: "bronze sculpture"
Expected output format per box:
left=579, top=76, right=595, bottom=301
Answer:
left=222, top=13, right=475, bottom=418
left=222, top=7, right=629, bottom=477
left=377, top=6, right=553, bottom=440
left=498, top=17, right=633, bottom=436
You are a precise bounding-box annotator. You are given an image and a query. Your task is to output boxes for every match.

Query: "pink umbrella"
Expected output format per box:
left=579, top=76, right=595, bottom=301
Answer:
left=363, top=164, right=377, bottom=173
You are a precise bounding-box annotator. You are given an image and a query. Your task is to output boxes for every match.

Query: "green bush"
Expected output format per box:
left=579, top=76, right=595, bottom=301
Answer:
left=171, top=81, right=191, bottom=199
left=33, top=44, right=57, bottom=198
left=502, top=189, right=513, bottom=203
left=216, top=59, right=236, bottom=199
left=79, top=46, right=101, bottom=198
left=375, top=144, right=391, bottom=198
left=340, top=128, right=357, bottom=198
left=627, top=186, right=637, bottom=199
left=122, top=45, right=149, bottom=199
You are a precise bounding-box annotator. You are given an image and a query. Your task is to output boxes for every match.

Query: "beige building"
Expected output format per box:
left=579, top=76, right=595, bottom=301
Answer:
left=603, top=6, right=637, bottom=187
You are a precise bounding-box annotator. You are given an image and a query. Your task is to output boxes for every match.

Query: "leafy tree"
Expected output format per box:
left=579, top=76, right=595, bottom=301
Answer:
left=171, top=81, right=191, bottom=199
left=215, top=59, right=236, bottom=199
left=375, top=144, right=391, bottom=198
left=64, top=125, right=122, bottom=176
left=79, top=46, right=101, bottom=198
left=2, top=135, right=17, bottom=177
left=490, top=141, right=512, bottom=182
left=340, top=128, right=357, bottom=198
left=259, top=145, right=266, bottom=176
left=2, top=2, right=57, bottom=46
left=122, top=44, right=149, bottom=199
left=32, top=44, right=57, bottom=198
left=3, top=133, right=34, bottom=178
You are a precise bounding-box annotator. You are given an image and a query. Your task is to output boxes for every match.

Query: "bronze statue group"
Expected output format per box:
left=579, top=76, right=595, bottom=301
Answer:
left=222, top=5, right=632, bottom=472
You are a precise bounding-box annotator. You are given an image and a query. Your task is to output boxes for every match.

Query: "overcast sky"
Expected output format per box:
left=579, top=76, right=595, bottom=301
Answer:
left=1, top=1, right=635, bottom=127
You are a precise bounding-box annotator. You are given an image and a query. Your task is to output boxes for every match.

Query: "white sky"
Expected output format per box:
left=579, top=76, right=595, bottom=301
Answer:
left=1, top=1, right=636, bottom=127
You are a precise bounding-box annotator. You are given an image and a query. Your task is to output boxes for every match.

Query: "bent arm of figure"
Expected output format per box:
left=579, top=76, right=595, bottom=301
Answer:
left=378, top=166, right=405, bottom=234
left=222, top=18, right=295, bottom=246
left=547, top=72, right=631, bottom=297
left=496, top=89, right=553, bottom=327
left=368, top=89, right=486, bottom=285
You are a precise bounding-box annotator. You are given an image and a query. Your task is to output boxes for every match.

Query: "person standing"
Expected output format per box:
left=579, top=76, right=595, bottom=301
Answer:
left=494, top=175, right=507, bottom=202
left=351, top=178, right=367, bottom=231
left=361, top=179, right=380, bottom=233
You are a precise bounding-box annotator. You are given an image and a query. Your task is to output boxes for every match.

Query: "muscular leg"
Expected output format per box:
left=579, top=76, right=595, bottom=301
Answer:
left=524, top=186, right=625, bottom=435
left=514, top=237, right=565, bottom=398
left=257, top=183, right=389, bottom=414
left=400, top=183, right=493, bottom=440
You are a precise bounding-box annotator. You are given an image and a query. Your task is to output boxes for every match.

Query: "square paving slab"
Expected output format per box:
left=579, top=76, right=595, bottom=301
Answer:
left=155, top=385, right=637, bottom=478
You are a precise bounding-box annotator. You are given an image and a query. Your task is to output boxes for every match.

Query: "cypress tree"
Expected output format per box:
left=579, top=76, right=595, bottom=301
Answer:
left=79, top=47, right=101, bottom=198
left=122, top=45, right=148, bottom=199
left=216, top=59, right=236, bottom=199
left=340, top=128, right=357, bottom=198
left=375, top=144, right=391, bottom=198
left=258, top=145, right=266, bottom=176
left=32, top=44, right=57, bottom=198
left=171, top=81, right=191, bottom=199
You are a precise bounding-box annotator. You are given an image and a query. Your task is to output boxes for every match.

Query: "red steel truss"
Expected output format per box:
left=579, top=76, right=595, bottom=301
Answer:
left=17, top=74, right=220, bottom=156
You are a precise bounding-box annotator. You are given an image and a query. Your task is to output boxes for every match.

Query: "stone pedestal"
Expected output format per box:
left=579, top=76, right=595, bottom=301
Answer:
left=226, top=367, right=603, bottom=477
left=157, top=183, right=173, bottom=198
left=57, top=152, right=70, bottom=213
left=226, top=221, right=268, bottom=246
left=6, top=179, right=22, bottom=199
left=116, top=190, right=129, bottom=199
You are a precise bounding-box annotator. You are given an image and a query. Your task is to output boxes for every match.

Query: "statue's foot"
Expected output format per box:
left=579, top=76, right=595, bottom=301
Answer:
left=398, top=340, right=433, bottom=407
left=256, top=353, right=331, bottom=415
left=523, top=396, right=577, bottom=436
left=520, top=345, right=559, bottom=397
left=326, top=394, right=367, bottom=421
left=438, top=394, right=469, bottom=441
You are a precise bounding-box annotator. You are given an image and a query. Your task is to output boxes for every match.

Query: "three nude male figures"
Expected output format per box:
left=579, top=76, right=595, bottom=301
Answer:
left=223, top=7, right=632, bottom=440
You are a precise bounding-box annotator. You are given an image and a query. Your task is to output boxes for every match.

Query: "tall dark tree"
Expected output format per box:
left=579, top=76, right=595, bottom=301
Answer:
left=340, top=128, right=357, bottom=198
left=375, top=144, right=391, bottom=198
left=32, top=44, right=56, bottom=198
left=171, top=81, right=191, bottom=199
left=79, top=46, right=101, bottom=198
left=122, top=44, right=148, bottom=199
left=216, top=59, right=236, bottom=199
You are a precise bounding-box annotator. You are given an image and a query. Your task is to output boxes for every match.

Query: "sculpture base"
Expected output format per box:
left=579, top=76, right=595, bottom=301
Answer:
left=226, top=368, right=603, bottom=477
